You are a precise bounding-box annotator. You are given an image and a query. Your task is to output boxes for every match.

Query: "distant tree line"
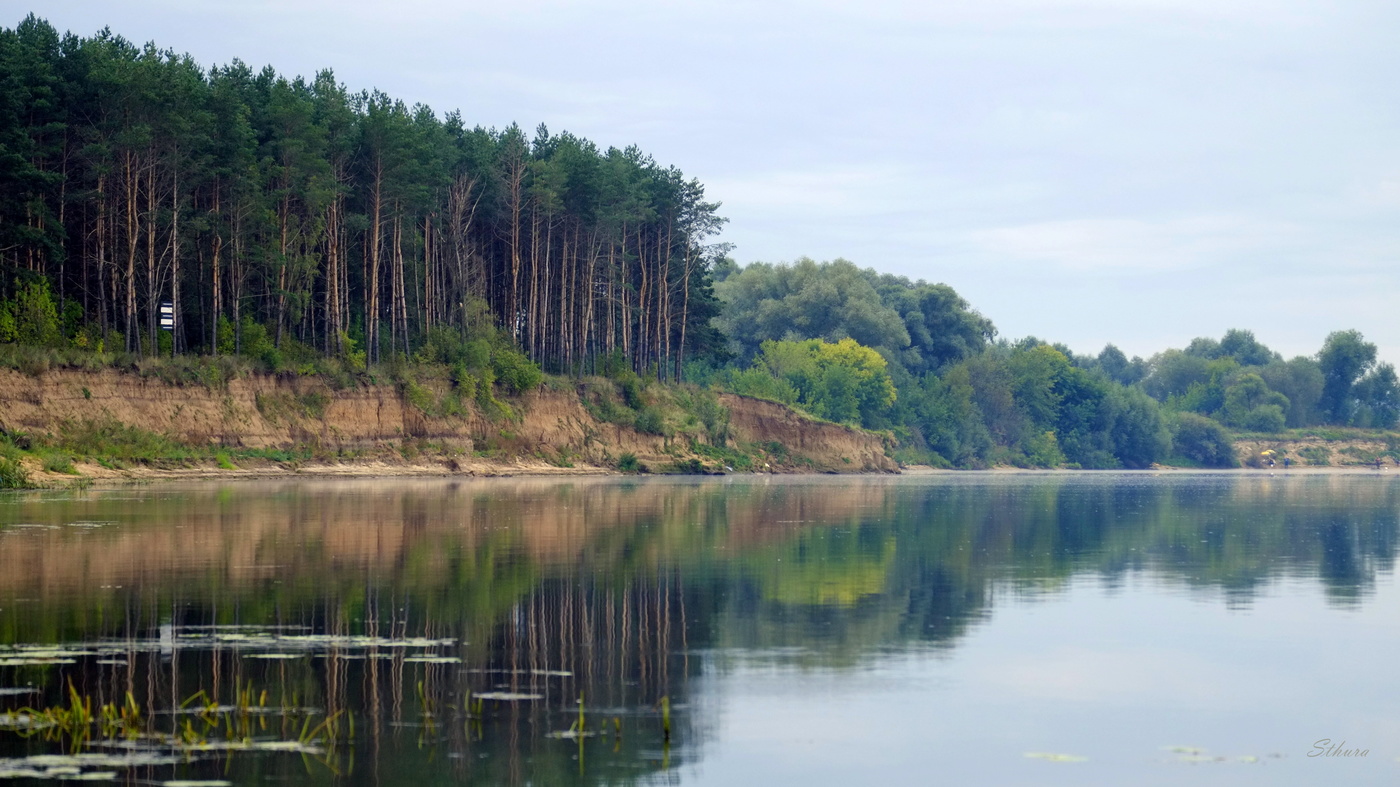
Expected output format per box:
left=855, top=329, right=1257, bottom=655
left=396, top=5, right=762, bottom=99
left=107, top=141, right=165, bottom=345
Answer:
left=0, top=15, right=727, bottom=376
left=698, top=258, right=1400, bottom=469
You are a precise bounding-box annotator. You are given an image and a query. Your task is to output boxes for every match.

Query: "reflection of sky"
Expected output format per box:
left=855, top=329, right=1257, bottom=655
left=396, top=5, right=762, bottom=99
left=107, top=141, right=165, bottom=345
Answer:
left=689, top=573, right=1400, bottom=786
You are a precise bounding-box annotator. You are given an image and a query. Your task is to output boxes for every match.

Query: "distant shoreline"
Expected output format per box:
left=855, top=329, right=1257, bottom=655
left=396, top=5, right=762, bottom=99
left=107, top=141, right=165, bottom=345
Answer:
left=13, top=459, right=1399, bottom=491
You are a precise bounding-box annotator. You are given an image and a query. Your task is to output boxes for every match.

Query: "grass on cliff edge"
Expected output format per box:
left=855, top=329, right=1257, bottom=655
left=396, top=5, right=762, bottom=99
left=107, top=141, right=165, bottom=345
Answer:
left=0, top=419, right=326, bottom=488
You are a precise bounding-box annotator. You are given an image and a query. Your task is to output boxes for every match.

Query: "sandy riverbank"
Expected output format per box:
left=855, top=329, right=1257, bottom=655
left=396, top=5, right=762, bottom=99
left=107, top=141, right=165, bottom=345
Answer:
left=17, top=458, right=1399, bottom=491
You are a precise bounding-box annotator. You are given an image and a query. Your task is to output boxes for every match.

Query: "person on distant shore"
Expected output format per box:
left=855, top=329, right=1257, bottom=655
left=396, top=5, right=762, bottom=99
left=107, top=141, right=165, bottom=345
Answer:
left=1283, top=457, right=1291, bottom=469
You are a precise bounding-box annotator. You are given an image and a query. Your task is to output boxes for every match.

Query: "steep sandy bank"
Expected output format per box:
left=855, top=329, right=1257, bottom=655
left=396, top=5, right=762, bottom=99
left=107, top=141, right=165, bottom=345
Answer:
left=0, top=367, right=897, bottom=484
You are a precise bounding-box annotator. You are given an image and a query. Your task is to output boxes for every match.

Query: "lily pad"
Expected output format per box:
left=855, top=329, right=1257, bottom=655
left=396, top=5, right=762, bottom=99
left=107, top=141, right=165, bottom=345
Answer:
left=1024, top=752, right=1088, bottom=763
left=1163, top=745, right=1207, bottom=755
left=473, top=692, right=543, bottom=701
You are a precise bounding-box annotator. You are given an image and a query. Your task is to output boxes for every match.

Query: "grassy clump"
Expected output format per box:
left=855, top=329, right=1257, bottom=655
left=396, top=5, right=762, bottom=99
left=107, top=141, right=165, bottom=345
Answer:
left=1298, top=445, right=1331, bottom=466
left=0, top=456, right=31, bottom=489
left=40, top=452, right=77, bottom=474
left=54, top=419, right=199, bottom=465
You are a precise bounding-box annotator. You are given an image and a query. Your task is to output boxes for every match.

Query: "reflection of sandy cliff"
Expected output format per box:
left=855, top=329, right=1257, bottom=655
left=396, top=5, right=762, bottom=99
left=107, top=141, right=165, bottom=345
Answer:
left=0, top=478, right=897, bottom=598
left=2, top=474, right=1395, bottom=611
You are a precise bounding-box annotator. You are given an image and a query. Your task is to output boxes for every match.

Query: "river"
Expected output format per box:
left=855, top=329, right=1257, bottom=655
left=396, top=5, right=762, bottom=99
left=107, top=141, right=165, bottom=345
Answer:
left=0, top=473, right=1395, bottom=785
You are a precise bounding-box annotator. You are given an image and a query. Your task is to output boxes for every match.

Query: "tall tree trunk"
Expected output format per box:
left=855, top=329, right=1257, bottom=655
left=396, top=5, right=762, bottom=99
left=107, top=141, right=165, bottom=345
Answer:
left=367, top=159, right=384, bottom=364
left=123, top=152, right=139, bottom=354
left=211, top=184, right=223, bottom=353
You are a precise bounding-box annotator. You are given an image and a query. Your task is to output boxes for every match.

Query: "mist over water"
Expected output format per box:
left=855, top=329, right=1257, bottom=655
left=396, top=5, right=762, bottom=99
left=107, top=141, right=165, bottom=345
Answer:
left=0, top=474, right=1396, bottom=784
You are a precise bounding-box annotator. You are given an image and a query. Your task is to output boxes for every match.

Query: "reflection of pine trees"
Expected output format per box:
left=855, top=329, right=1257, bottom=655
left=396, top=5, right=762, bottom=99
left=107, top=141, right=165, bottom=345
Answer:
left=21, top=575, right=698, bottom=785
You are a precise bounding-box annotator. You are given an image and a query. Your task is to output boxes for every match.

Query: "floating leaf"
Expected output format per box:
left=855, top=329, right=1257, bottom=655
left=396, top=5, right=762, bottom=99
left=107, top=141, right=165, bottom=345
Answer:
left=1162, top=746, right=1206, bottom=755
left=474, top=692, right=543, bottom=701
left=1024, top=752, right=1088, bottom=763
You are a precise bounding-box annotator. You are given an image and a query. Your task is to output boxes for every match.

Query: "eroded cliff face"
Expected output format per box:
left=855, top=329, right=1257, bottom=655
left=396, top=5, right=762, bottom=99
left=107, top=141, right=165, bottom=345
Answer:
left=0, top=368, right=897, bottom=474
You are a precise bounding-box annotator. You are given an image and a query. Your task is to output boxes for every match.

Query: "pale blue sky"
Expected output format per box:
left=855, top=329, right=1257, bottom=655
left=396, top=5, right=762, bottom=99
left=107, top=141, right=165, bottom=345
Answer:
left=19, top=0, right=1400, bottom=363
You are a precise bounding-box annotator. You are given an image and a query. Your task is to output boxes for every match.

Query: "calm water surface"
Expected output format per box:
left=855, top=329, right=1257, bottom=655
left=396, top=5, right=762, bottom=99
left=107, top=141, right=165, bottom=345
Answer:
left=0, top=473, right=1396, bottom=785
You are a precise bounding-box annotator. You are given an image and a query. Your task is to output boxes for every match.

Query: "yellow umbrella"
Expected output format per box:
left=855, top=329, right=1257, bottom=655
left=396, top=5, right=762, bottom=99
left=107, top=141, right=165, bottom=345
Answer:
left=1260, top=449, right=1276, bottom=456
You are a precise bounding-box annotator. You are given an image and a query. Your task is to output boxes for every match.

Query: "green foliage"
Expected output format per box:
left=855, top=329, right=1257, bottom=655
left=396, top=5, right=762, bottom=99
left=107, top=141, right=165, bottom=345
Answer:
left=1352, top=362, right=1400, bottom=429
left=40, top=452, right=77, bottom=474
left=1298, top=445, right=1331, bottom=466
left=1023, top=431, right=1066, bottom=468
left=1238, top=404, right=1287, bottom=433
left=616, top=452, right=640, bottom=472
left=745, top=338, right=896, bottom=427
left=1170, top=413, right=1236, bottom=467
left=665, top=458, right=707, bottom=474
left=633, top=406, right=668, bottom=436
left=237, top=316, right=278, bottom=368
left=2, top=278, right=61, bottom=346
left=1218, top=373, right=1290, bottom=432
left=1318, top=329, right=1377, bottom=424
left=416, top=322, right=541, bottom=398
left=690, top=440, right=753, bottom=471
left=725, top=366, right=799, bottom=406
left=54, top=419, right=198, bottom=465
left=215, top=316, right=236, bottom=355
left=1260, top=356, right=1324, bottom=427
left=1096, top=343, right=1146, bottom=386
left=614, top=370, right=645, bottom=409
left=1185, top=329, right=1280, bottom=366
left=451, top=363, right=479, bottom=401
left=1107, top=385, right=1171, bottom=469
left=0, top=298, right=14, bottom=344
left=714, top=257, right=993, bottom=375
left=679, top=387, right=729, bottom=445
left=0, top=456, right=31, bottom=489
left=491, top=348, right=541, bottom=394
left=402, top=379, right=436, bottom=416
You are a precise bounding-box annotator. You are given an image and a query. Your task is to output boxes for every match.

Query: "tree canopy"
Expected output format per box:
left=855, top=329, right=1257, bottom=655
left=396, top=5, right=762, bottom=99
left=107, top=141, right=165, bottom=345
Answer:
left=0, top=15, right=727, bottom=379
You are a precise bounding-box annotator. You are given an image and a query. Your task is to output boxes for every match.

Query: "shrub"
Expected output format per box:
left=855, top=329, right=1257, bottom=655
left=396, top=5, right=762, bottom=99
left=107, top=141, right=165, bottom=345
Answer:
left=492, top=347, right=542, bottom=393
left=1240, top=404, right=1287, bottom=433
left=617, top=452, right=640, bottom=472
left=8, top=278, right=61, bottom=346
left=666, top=458, right=705, bottom=474
left=0, top=457, right=31, bottom=489
left=1171, top=413, right=1236, bottom=467
left=634, top=406, right=668, bottom=436
left=41, top=453, right=77, bottom=475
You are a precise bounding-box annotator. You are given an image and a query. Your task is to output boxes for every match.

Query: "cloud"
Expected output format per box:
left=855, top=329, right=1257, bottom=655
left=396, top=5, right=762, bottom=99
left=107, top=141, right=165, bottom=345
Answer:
left=706, top=166, right=913, bottom=217
left=966, top=215, right=1303, bottom=273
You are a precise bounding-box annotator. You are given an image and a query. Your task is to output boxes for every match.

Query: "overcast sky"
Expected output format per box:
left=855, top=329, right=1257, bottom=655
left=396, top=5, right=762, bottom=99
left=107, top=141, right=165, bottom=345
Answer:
left=20, top=0, right=1400, bottom=363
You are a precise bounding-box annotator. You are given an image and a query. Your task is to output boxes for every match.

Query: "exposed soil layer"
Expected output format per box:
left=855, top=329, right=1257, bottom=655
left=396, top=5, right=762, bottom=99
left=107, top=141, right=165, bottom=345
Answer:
left=0, top=368, right=898, bottom=483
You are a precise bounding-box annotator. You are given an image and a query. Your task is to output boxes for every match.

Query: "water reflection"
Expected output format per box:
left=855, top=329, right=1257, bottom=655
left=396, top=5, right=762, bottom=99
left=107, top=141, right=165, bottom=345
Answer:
left=0, top=474, right=1396, bottom=783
